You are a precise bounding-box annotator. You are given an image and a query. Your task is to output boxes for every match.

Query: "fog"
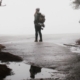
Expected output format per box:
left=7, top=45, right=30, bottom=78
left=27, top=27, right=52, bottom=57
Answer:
left=0, top=0, right=80, bottom=35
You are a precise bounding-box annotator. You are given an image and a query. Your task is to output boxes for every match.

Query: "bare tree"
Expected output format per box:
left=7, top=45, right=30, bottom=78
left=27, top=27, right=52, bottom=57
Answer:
left=0, top=0, right=2, bottom=6
left=72, top=0, right=80, bottom=23
left=73, top=0, right=80, bottom=9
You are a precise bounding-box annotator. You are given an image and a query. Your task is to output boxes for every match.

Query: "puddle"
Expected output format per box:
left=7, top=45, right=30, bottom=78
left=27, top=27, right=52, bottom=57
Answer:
left=63, top=44, right=80, bottom=53
left=70, top=47, right=80, bottom=53
left=2, top=61, right=59, bottom=80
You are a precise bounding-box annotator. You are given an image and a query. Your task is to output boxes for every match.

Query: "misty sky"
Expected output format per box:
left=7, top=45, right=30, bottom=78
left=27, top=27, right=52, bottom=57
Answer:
left=0, top=0, right=80, bottom=35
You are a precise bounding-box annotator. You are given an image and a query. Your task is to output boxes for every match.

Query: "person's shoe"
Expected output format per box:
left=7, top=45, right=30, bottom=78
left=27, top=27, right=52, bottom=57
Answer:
left=39, top=40, right=42, bottom=42
left=34, top=40, right=38, bottom=42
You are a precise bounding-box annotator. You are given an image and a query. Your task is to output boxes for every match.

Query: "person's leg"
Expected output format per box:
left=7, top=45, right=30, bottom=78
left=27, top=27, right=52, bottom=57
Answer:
left=35, top=25, right=38, bottom=42
left=38, top=28, right=42, bottom=42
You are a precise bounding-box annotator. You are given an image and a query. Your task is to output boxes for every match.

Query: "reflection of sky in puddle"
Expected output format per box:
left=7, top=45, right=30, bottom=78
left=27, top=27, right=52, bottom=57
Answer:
left=3, top=61, right=58, bottom=80
left=70, top=47, right=80, bottom=53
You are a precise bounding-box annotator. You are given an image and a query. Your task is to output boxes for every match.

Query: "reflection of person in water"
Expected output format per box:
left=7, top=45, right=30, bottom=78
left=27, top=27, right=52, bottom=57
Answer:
left=29, top=65, right=41, bottom=79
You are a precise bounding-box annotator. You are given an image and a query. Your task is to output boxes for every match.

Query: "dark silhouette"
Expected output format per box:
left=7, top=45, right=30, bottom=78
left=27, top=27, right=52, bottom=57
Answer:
left=34, top=8, right=45, bottom=42
left=0, top=64, right=11, bottom=80
left=29, top=65, right=41, bottom=79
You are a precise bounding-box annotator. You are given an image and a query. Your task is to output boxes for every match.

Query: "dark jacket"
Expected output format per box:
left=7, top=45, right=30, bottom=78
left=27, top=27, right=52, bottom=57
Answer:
left=34, top=13, right=41, bottom=25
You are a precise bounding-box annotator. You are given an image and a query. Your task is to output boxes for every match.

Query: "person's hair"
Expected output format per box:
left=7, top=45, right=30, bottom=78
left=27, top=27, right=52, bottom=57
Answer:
left=36, top=8, right=40, bottom=12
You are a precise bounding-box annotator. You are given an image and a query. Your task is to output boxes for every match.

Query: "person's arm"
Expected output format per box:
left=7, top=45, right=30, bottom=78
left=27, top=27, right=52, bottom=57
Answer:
left=34, top=12, right=36, bottom=17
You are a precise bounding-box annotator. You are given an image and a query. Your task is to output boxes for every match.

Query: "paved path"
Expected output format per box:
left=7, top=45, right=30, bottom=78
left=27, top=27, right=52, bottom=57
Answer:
left=2, top=42, right=79, bottom=68
left=1, top=36, right=80, bottom=80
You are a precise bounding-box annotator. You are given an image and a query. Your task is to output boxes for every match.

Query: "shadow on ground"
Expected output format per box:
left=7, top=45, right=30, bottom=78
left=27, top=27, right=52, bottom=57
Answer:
left=0, top=44, right=23, bottom=80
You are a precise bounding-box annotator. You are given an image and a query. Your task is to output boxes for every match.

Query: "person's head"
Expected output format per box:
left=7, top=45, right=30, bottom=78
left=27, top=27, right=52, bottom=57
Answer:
left=36, top=8, right=40, bottom=13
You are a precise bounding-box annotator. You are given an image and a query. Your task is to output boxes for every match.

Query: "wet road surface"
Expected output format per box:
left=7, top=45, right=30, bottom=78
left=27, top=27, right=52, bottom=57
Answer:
left=1, top=34, right=80, bottom=80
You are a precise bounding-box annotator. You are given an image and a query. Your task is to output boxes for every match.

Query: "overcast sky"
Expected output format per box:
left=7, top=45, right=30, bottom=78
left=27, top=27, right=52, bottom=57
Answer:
left=0, top=0, right=80, bottom=35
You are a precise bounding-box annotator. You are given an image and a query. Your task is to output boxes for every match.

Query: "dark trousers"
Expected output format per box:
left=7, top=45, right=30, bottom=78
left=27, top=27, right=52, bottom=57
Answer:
left=35, top=25, right=42, bottom=41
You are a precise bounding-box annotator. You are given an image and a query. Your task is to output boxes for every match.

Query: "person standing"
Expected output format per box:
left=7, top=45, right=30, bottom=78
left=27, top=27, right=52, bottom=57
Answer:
left=34, top=8, right=43, bottom=42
